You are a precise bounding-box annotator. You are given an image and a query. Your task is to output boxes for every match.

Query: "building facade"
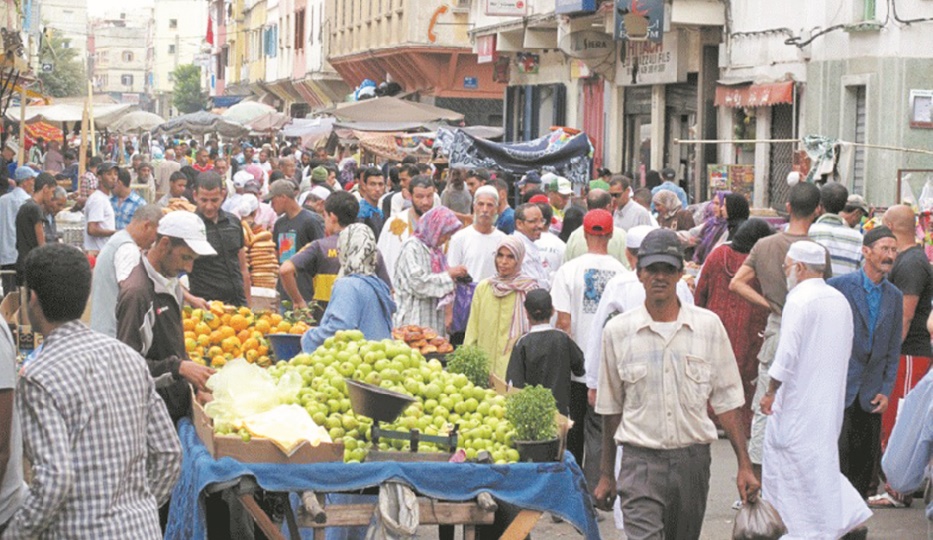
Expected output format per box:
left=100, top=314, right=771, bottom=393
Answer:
left=35, top=0, right=89, bottom=67
left=90, top=13, right=153, bottom=107
left=152, top=0, right=209, bottom=117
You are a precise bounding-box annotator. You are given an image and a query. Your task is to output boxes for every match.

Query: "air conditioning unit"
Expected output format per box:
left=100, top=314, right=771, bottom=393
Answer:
left=451, top=0, right=470, bottom=13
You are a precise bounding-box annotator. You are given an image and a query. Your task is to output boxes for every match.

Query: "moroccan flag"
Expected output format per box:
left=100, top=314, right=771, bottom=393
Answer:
left=206, top=17, right=214, bottom=45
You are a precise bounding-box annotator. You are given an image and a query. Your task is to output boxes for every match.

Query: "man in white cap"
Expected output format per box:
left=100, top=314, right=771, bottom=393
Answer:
left=759, top=240, right=871, bottom=539
left=116, top=210, right=218, bottom=423
left=0, top=166, right=36, bottom=294
left=221, top=170, right=252, bottom=214
left=544, top=173, right=573, bottom=234
left=584, top=224, right=694, bottom=531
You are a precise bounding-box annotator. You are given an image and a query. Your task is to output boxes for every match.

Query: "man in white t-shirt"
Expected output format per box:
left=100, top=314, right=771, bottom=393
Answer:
left=512, top=203, right=550, bottom=290
left=531, top=198, right=566, bottom=283
left=447, top=186, right=505, bottom=282
left=84, top=161, right=118, bottom=253
left=551, top=209, right=627, bottom=492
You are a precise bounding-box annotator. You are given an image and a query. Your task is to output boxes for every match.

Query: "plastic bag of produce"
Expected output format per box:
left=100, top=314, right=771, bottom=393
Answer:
left=204, top=358, right=301, bottom=425
left=732, top=499, right=787, bottom=540
left=242, top=404, right=332, bottom=455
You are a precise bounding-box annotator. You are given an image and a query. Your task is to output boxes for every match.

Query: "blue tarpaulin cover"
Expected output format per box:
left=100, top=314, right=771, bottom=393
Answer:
left=166, top=418, right=600, bottom=539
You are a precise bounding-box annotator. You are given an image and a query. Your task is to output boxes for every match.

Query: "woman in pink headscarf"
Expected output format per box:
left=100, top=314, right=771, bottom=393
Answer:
left=393, top=206, right=468, bottom=334
left=464, top=236, right=540, bottom=379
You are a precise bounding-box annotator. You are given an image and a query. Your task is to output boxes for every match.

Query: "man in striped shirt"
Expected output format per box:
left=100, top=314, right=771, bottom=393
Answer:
left=3, top=244, right=181, bottom=538
left=809, top=182, right=863, bottom=276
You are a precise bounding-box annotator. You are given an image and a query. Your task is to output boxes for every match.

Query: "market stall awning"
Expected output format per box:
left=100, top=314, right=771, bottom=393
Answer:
left=4, top=103, right=136, bottom=127
left=108, top=110, right=166, bottom=133
left=153, top=110, right=250, bottom=137
left=331, top=96, right=464, bottom=124
left=222, top=101, right=277, bottom=125
left=24, top=121, right=63, bottom=143
left=715, top=81, right=795, bottom=108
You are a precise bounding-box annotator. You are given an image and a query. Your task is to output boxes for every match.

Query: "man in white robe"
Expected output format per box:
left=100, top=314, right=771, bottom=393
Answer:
left=760, top=241, right=872, bottom=539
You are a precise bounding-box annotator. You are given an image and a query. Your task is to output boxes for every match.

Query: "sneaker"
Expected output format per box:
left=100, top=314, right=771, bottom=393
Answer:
left=731, top=500, right=743, bottom=510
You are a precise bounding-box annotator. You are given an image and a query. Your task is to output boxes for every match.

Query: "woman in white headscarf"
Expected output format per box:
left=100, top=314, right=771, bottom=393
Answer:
left=301, top=224, right=397, bottom=352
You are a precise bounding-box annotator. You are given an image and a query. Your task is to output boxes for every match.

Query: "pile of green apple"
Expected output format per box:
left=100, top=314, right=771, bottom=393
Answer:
left=264, top=329, right=520, bottom=464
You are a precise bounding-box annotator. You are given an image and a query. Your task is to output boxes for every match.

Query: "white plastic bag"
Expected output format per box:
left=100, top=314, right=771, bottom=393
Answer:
left=365, top=483, right=419, bottom=540
left=204, top=358, right=302, bottom=425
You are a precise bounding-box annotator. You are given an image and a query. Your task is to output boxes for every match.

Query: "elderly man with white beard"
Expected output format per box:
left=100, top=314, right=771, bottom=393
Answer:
left=760, top=240, right=872, bottom=540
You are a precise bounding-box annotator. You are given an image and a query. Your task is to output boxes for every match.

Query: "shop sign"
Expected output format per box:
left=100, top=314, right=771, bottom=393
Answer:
left=616, top=32, right=686, bottom=86
left=614, top=0, right=665, bottom=43
left=486, top=0, right=527, bottom=16
left=464, top=77, right=479, bottom=89
left=559, top=31, right=614, bottom=60
left=477, top=34, right=496, bottom=64
left=555, top=0, right=597, bottom=15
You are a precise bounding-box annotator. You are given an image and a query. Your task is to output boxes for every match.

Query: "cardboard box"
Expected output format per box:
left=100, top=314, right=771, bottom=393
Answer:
left=191, top=392, right=344, bottom=464
left=1, top=292, right=20, bottom=325
left=249, top=287, right=280, bottom=313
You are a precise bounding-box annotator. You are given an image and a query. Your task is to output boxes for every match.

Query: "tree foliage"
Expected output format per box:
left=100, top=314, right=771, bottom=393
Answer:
left=172, top=64, right=205, bottom=114
left=37, top=30, right=86, bottom=98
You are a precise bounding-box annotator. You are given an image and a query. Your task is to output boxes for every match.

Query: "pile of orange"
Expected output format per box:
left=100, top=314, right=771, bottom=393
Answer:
left=183, top=301, right=309, bottom=368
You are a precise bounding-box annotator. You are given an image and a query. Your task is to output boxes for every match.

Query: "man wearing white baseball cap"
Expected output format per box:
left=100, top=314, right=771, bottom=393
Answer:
left=116, top=210, right=217, bottom=423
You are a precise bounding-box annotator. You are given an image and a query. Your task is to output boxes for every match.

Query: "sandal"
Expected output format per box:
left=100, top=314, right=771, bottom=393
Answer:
left=867, top=493, right=908, bottom=508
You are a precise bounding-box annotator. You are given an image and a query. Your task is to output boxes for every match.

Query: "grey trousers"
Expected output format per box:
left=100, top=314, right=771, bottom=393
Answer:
left=617, top=444, right=711, bottom=540
left=583, top=402, right=602, bottom=490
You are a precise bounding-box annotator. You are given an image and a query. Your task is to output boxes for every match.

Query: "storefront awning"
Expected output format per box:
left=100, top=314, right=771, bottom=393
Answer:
left=715, top=81, right=795, bottom=108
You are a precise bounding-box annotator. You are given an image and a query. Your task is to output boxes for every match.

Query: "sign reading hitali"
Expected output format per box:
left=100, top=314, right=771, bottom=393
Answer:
left=615, top=31, right=687, bottom=86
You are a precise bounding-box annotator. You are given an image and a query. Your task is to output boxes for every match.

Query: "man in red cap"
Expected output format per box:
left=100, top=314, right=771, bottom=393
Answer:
left=550, top=209, right=628, bottom=493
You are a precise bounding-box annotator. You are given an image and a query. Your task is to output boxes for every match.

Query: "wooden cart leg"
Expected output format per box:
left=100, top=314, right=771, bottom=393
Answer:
left=239, top=493, right=287, bottom=540
left=463, top=525, right=476, bottom=540
left=500, top=510, right=542, bottom=540
left=283, top=498, right=301, bottom=540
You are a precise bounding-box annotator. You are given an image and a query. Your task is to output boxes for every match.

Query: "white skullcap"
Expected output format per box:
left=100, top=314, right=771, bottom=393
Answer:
left=786, top=171, right=801, bottom=187
left=232, top=170, right=253, bottom=188
left=474, top=185, right=499, bottom=203
left=310, top=185, right=332, bottom=201
left=237, top=194, right=259, bottom=217
left=626, top=225, right=658, bottom=249
left=786, top=241, right=826, bottom=265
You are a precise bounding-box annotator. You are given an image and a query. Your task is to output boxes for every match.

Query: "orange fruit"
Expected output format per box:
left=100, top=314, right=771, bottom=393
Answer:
left=207, top=345, right=223, bottom=358
left=185, top=337, right=197, bottom=352
left=289, top=323, right=306, bottom=335
left=211, top=356, right=227, bottom=368
left=219, top=326, right=236, bottom=339
left=276, top=321, right=292, bottom=333
left=257, top=344, right=269, bottom=356
left=254, top=319, right=271, bottom=335
left=209, top=301, right=225, bottom=316
left=197, top=334, right=210, bottom=348
left=221, top=336, right=240, bottom=354
left=230, top=314, right=248, bottom=332
left=257, top=355, right=271, bottom=367
left=184, top=331, right=196, bottom=341
left=245, top=349, right=259, bottom=363
left=237, top=329, right=251, bottom=343
left=210, top=330, right=224, bottom=345
left=242, top=337, right=259, bottom=351
left=221, top=313, right=232, bottom=325
left=183, top=318, right=196, bottom=332
left=206, top=315, right=222, bottom=330
left=238, top=306, right=252, bottom=317
left=195, top=322, right=211, bottom=336
left=270, top=314, right=283, bottom=326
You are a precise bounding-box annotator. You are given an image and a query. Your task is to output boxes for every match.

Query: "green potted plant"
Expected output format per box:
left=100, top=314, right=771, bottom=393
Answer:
left=505, top=385, right=560, bottom=462
left=446, top=345, right=489, bottom=388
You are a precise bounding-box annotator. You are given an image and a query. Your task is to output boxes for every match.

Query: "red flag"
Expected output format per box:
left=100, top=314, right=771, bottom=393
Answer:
left=206, top=17, right=214, bottom=45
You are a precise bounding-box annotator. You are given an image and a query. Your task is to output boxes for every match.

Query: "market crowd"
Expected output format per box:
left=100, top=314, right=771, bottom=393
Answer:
left=0, top=134, right=930, bottom=540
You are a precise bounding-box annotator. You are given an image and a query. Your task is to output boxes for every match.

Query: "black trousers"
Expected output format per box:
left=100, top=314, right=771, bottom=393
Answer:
left=0, top=264, right=16, bottom=298
left=567, top=381, right=588, bottom=468
left=838, top=403, right=882, bottom=499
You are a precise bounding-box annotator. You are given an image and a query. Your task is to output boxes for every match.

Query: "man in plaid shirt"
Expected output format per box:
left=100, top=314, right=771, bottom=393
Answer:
left=1, top=244, right=181, bottom=539
left=111, top=167, right=146, bottom=230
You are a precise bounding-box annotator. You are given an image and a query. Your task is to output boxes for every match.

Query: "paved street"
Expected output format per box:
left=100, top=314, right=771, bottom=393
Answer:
left=415, top=439, right=929, bottom=539
left=539, top=440, right=929, bottom=539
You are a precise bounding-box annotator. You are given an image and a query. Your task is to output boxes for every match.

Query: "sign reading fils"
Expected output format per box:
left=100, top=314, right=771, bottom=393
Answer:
left=616, top=31, right=686, bottom=86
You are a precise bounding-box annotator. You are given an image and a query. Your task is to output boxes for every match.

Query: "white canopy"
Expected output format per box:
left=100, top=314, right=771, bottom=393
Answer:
left=4, top=103, right=136, bottom=128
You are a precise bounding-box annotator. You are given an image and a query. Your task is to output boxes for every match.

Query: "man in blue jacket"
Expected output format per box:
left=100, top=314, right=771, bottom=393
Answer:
left=828, top=225, right=903, bottom=499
